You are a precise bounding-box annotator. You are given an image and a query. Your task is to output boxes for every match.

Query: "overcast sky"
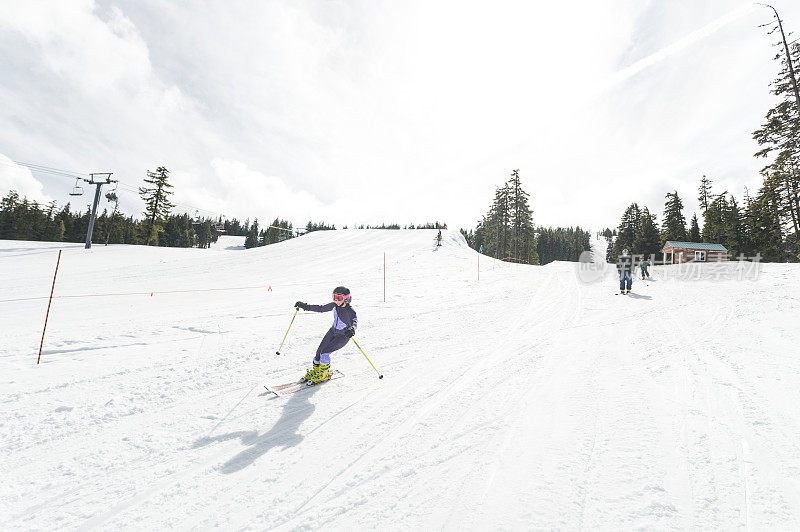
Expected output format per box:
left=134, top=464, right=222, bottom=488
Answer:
left=2, top=0, right=799, bottom=232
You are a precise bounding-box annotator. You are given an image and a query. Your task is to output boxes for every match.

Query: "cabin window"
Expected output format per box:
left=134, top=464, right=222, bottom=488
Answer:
left=695, top=250, right=706, bottom=261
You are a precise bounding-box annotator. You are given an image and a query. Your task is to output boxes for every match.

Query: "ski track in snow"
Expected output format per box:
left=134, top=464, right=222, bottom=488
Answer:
left=1, top=232, right=800, bottom=530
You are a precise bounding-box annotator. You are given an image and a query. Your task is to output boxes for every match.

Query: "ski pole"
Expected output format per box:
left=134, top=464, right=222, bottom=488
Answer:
left=351, top=337, right=383, bottom=379
left=275, top=308, right=299, bottom=355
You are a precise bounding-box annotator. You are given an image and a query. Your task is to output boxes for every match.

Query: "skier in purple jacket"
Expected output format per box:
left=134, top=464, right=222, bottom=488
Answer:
left=294, top=286, right=357, bottom=383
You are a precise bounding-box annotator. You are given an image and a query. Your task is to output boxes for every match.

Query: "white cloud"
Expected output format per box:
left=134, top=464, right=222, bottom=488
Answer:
left=596, top=3, right=758, bottom=95
left=0, top=1, right=185, bottom=109
left=0, top=155, right=52, bottom=204
left=170, top=159, right=328, bottom=225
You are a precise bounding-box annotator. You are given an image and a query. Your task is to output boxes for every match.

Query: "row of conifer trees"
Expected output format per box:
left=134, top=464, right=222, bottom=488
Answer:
left=461, top=170, right=591, bottom=265
left=608, top=39, right=800, bottom=263
left=0, top=189, right=224, bottom=248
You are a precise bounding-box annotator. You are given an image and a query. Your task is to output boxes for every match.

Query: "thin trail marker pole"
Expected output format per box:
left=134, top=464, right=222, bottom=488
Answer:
left=275, top=308, right=299, bottom=355
left=478, top=253, right=480, bottom=282
left=37, top=249, right=62, bottom=365
left=351, top=337, right=383, bottom=379
left=383, top=252, right=386, bottom=303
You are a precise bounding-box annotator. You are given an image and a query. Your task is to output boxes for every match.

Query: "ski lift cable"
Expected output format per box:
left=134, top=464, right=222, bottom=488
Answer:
left=11, top=160, right=88, bottom=178
left=0, top=159, right=87, bottom=180
left=8, top=158, right=221, bottom=218
left=7, top=157, right=227, bottom=219
left=112, top=181, right=222, bottom=217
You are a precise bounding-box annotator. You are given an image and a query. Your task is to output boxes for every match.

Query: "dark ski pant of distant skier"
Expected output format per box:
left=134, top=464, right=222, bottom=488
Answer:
left=620, top=272, right=632, bottom=291
left=314, top=328, right=350, bottom=366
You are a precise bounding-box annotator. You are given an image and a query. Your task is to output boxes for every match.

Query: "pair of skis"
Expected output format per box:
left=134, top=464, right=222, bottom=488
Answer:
left=264, top=370, right=344, bottom=397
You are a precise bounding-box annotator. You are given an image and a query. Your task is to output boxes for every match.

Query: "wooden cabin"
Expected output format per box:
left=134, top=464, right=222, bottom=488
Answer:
left=662, top=241, right=728, bottom=263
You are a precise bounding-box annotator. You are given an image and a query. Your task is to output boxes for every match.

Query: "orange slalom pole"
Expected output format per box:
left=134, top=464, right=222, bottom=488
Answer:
left=37, top=249, right=62, bottom=365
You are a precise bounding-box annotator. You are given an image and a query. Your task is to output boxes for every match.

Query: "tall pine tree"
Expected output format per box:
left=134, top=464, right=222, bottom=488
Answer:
left=634, top=207, right=661, bottom=257
left=612, top=203, right=641, bottom=257
left=139, top=166, right=174, bottom=246
left=661, top=191, right=688, bottom=244
left=688, top=213, right=701, bottom=242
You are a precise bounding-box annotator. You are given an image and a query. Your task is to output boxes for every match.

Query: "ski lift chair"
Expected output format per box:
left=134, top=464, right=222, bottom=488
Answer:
left=105, top=182, right=118, bottom=202
left=69, top=178, right=84, bottom=196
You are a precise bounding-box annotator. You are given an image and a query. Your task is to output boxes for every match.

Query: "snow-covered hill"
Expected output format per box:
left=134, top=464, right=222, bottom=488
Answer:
left=2, top=231, right=800, bottom=529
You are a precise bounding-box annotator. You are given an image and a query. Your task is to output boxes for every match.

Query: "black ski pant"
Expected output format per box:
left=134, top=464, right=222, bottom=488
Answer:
left=314, top=328, right=349, bottom=366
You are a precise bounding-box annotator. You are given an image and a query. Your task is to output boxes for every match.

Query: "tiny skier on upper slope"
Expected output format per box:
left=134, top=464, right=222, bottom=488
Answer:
left=294, top=286, right=357, bottom=384
left=617, top=249, right=633, bottom=294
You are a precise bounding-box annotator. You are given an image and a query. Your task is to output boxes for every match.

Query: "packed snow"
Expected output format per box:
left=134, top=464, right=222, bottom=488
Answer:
left=2, top=230, right=799, bottom=530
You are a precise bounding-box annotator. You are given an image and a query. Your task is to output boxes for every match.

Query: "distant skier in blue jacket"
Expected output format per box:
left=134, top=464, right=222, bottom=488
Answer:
left=294, top=286, right=357, bottom=383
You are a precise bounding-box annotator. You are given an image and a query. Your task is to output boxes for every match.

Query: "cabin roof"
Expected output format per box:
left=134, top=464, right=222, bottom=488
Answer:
left=664, top=241, right=728, bottom=251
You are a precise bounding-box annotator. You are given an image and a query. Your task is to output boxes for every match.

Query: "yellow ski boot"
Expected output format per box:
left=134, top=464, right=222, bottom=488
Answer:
left=303, top=365, right=318, bottom=382
left=309, top=364, right=331, bottom=384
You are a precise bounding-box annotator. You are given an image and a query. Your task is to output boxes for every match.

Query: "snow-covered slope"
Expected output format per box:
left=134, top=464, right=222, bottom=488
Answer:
left=209, top=235, right=246, bottom=251
left=2, top=231, right=800, bottom=530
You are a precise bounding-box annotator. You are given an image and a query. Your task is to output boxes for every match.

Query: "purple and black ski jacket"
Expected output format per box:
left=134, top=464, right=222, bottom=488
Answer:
left=305, top=302, right=358, bottom=334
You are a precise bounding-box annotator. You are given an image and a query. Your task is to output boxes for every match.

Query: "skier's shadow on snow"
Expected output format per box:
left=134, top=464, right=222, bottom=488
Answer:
left=193, top=387, right=319, bottom=474
left=627, top=292, right=652, bottom=300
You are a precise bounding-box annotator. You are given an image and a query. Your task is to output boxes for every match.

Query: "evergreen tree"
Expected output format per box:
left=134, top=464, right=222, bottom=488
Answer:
left=698, top=175, right=713, bottom=213
left=244, top=218, right=260, bottom=249
left=746, top=182, right=785, bottom=260
left=752, top=38, right=800, bottom=260
left=634, top=207, right=661, bottom=257
left=722, top=195, right=745, bottom=257
left=688, top=213, right=701, bottom=242
left=702, top=194, right=728, bottom=244
left=305, top=221, right=336, bottom=233
left=195, top=220, right=214, bottom=248
left=138, top=166, right=174, bottom=246
left=467, top=171, right=539, bottom=263
left=0, top=190, right=20, bottom=238
left=507, top=169, right=537, bottom=263
left=612, top=203, right=641, bottom=257
left=661, top=191, right=687, bottom=244
left=488, top=184, right=511, bottom=260
left=265, top=218, right=293, bottom=244
left=536, top=227, right=590, bottom=265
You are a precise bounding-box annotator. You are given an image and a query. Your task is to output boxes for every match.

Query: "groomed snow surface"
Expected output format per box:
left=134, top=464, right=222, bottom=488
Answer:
left=2, top=230, right=800, bottom=530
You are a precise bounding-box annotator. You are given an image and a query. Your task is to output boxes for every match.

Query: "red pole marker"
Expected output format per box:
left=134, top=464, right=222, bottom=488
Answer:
left=37, top=249, right=62, bottom=365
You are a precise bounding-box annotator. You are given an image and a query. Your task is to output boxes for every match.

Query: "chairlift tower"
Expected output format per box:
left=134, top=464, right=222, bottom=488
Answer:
left=84, top=173, right=116, bottom=249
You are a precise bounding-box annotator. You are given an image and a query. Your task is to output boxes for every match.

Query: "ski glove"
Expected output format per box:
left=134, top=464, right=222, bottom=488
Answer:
left=343, top=326, right=355, bottom=338
left=295, top=301, right=308, bottom=310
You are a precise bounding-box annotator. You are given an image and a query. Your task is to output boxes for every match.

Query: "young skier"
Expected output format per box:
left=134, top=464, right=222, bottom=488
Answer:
left=640, top=257, right=651, bottom=280
left=436, top=230, right=442, bottom=247
left=294, top=286, right=357, bottom=384
left=617, top=249, right=633, bottom=294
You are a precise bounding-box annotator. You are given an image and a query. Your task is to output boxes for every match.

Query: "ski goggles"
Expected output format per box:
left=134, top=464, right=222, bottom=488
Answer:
left=332, top=293, right=350, bottom=302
